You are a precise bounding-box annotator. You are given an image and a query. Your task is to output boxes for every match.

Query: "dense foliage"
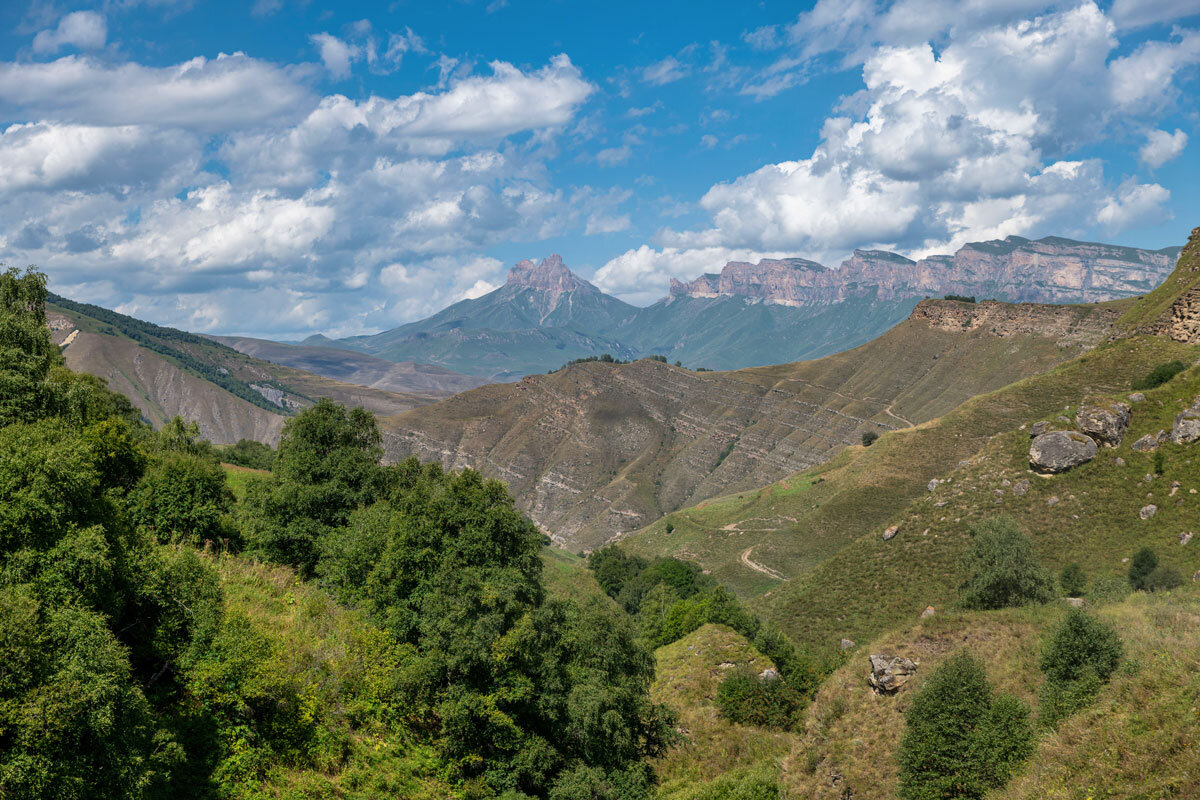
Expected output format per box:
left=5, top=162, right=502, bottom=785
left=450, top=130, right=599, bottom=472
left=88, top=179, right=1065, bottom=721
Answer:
left=897, top=651, right=1034, bottom=800
left=943, top=294, right=976, bottom=303
left=218, top=438, right=275, bottom=470
left=1131, top=359, right=1187, bottom=390
left=1128, top=546, right=1158, bottom=590
left=1059, top=563, right=1086, bottom=597
left=1038, top=608, right=1123, bottom=728
left=959, top=517, right=1054, bottom=609
left=861, top=430, right=879, bottom=447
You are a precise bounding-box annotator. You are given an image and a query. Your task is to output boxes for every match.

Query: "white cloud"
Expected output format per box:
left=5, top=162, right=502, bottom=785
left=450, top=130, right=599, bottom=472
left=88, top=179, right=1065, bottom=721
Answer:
left=310, top=32, right=360, bottom=79
left=585, top=212, right=630, bottom=235
left=1096, top=181, right=1171, bottom=230
left=1110, top=0, right=1200, bottom=29
left=1140, top=128, right=1189, bottom=168
left=743, top=25, right=781, bottom=50
left=642, top=56, right=689, bottom=85
left=700, top=134, right=718, bottom=148
left=593, top=245, right=793, bottom=305
left=0, top=54, right=315, bottom=132
left=596, top=145, right=632, bottom=165
left=32, top=11, right=107, bottom=54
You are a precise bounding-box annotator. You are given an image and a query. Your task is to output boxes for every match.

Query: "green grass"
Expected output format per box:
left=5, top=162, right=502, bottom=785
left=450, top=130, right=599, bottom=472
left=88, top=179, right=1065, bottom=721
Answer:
left=539, top=547, right=613, bottom=606
left=221, top=462, right=269, bottom=501
left=1114, top=228, right=1200, bottom=334
left=758, top=341, right=1200, bottom=651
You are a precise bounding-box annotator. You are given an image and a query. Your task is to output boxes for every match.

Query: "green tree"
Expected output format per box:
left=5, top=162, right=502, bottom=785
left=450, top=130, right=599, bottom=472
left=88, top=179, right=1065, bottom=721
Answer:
left=1128, top=547, right=1159, bottom=591
left=1038, top=608, right=1123, bottom=727
left=128, top=451, right=235, bottom=546
left=1060, top=563, right=1086, bottom=597
left=960, top=517, right=1053, bottom=609
left=897, top=651, right=1033, bottom=800
left=715, top=669, right=804, bottom=729
left=0, top=267, right=58, bottom=425
left=220, top=438, right=275, bottom=470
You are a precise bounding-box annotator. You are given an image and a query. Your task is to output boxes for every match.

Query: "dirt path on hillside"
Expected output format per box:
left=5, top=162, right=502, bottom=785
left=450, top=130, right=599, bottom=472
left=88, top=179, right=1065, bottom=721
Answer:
left=882, top=402, right=914, bottom=427
left=740, top=547, right=786, bottom=581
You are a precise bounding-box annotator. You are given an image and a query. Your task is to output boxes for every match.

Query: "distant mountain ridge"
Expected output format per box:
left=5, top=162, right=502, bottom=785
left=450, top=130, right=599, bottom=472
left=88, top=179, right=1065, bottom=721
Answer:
left=311, top=235, right=1180, bottom=379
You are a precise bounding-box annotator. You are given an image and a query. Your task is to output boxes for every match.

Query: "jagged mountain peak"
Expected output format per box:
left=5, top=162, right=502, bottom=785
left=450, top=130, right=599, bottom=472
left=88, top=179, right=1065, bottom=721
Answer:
left=505, top=254, right=595, bottom=293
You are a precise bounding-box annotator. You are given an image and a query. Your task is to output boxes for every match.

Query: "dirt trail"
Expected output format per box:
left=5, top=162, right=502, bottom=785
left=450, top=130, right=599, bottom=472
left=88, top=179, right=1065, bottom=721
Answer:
left=60, top=329, right=78, bottom=349
left=740, top=547, right=786, bottom=581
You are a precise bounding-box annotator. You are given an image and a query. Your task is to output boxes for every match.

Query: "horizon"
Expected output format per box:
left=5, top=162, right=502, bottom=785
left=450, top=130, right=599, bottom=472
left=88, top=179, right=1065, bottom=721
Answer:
left=1, top=0, right=1198, bottom=339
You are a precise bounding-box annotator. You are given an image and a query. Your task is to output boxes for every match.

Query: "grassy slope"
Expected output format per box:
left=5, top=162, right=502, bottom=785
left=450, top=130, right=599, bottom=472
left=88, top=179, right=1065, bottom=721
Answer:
left=759, top=343, right=1200, bottom=651
left=1114, top=225, right=1200, bottom=334
left=212, top=555, right=454, bottom=799
left=778, top=591, right=1200, bottom=800
left=221, top=463, right=269, bottom=501
left=649, top=624, right=794, bottom=792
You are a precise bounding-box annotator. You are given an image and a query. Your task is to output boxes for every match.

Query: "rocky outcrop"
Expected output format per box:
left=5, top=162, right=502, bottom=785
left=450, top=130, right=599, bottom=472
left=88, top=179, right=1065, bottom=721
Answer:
left=1172, top=401, right=1200, bottom=444
left=909, top=300, right=1120, bottom=348
left=1075, top=399, right=1131, bottom=447
left=868, top=654, right=918, bottom=694
left=506, top=254, right=595, bottom=293
left=669, top=235, right=1179, bottom=307
left=1132, top=432, right=1166, bottom=452
left=1030, top=430, right=1098, bottom=474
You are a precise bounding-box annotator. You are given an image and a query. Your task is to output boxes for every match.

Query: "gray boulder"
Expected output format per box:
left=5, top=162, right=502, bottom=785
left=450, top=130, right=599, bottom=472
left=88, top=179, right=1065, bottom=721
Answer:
left=868, top=654, right=918, bottom=694
left=1030, top=421, right=1053, bottom=437
left=1172, top=406, right=1200, bottom=444
left=1132, top=432, right=1166, bottom=452
left=1030, top=431, right=1098, bottom=474
left=1075, top=399, right=1132, bottom=447
left=1140, top=504, right=1158, bottom=520
left=1012, top=479, right=1031, bottom=496
left=882, top=525, right=899, bottom=541
left=1128, top=392, right=1146, bottom=403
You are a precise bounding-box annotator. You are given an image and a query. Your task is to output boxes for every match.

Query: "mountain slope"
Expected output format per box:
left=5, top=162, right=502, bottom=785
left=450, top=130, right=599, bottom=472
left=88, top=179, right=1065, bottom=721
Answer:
left=378, top=297, right=1121, bottom=549
left=48, top=294, right=440, bottom=444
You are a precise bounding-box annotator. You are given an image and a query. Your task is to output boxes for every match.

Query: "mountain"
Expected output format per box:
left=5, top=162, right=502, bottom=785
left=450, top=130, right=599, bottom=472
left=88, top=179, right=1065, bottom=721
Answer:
left=315, top=236, right=1179, bottom=379
left=47, top=293, right=444, bottom=445
left=377, top=295, right=1123, bottom=549
left=209, top=335, right=486, bottom=396
left=315, top=254, right=640, bottom=379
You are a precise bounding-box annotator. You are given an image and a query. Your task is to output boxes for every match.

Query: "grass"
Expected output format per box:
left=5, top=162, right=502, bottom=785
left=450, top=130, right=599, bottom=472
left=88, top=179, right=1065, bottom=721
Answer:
left=775, top=590, right=1200, bottom=800
left=1114, top=227, right=1200, bottom=334
left=649, top=624, right=794, bottom=791
left=757, top=340, right=1200, bottom=651
left=539, top=546, right=613, bottom=606
left=221, top=462, right=269, bottom=501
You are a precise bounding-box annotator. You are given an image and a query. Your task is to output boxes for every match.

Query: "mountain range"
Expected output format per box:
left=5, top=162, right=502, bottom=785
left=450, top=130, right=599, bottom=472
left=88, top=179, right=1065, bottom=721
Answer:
left=305, top=235, right=1181, bottom=380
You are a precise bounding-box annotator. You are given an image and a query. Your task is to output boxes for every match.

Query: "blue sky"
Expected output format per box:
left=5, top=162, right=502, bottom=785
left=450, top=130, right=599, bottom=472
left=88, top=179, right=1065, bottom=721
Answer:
left=0, top=0, right=1197, bottom=337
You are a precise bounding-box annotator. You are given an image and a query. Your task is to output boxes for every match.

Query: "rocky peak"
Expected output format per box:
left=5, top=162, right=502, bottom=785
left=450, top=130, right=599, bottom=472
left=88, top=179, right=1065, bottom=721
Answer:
left=506, top=254, right=594, bottom=293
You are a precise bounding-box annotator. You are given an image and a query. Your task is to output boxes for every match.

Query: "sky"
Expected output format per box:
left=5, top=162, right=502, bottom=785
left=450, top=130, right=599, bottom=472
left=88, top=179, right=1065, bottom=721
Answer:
left=0, top=0, right=1198, bottom=338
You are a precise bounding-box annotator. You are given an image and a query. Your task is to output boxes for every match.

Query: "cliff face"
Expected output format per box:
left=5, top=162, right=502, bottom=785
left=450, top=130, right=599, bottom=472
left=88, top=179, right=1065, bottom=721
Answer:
left=669, top=236, right=1179, bottom=307
left=379, top=298, right=1121, bottom=549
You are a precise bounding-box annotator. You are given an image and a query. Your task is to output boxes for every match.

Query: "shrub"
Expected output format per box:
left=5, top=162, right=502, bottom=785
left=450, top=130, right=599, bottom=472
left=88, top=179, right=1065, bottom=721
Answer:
left=1128, top=547, right=1159, bottom=590
left=944, top=294, right=976, bottom=303
left=1131, top=359, right=1187, bottom=390
left=1038, top=608, right=1122, bottom=727
left=959, top=517, right=1054, bottom=609
left=715, top=669, right=804, bottom=730
left=1060, top=563, right=1086, bottom=597
left=1087, top=574, right=1131, bottom=605
left=1153, top=450, right=1165, bottom=476
left=861, top=430, right=879, bottom=447
left=128, top=452, right=235, bottom=545
left=897, top=651, right=1033, bottom=800
left=221, top=438, right=274, bottom=470
left=1144, top=564, right=1184, bottom=592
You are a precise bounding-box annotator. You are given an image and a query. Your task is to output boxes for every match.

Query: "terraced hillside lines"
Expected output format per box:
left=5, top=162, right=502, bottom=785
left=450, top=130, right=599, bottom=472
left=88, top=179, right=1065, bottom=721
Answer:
left=758, top=338, right=1200, bottom=651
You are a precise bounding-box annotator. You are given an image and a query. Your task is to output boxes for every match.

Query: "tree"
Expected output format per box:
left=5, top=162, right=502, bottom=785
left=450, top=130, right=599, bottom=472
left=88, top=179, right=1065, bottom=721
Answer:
left=960, top=517, right=1053, bottom=609
left=715, top=669, right=804, bottom=730
left=898, top=651, right=1033, bottom=800
left=1060, top=563, right=1086, bottom=597
left=1039, top=608, right=1123, bottom=727
left=1143, top=565, right=1183, bottom=592
left=861, top=430, right=879, bottom=447
left=128, top=451, right=235, bottom=545
left=0, top=267, right=58, bottom=425
left=221, top=438, right=274, bottom=470
left=1128, top=547, right=1159, bottom=591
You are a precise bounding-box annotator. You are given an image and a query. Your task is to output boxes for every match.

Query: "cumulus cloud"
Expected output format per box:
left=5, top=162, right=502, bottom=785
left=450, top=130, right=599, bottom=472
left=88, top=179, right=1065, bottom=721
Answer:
left=1140, top=128, right=1189, bottom=167
left=593, top=245, right=793, bottom=305
left=1096, top=181, right=1172, bottom=230
left=311, top=32, right=359, bottom=79
left=32, top=11, right=107, bottom=54
left=1110, top=0, right=1200, bottom=29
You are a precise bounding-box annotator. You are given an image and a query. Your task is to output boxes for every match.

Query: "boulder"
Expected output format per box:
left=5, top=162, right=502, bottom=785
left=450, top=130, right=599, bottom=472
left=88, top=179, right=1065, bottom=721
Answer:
left=882, top=525, right=899, bottom=541
left=927, top=478, right=941, bottom=492
left=1132, top=432, right=1166, bottom=452
left=1075, top=399, right=1132, bottom=447
left=1029, top=431, right=1098, bottom=474
left=1140, top=504, right=1158, bottom=520
left=840, top=638, right=855, bottom=651
left=1064, top=597, right=1085, bottom=608
left=1012, top=478, right=1031, bottom=496
left=868, top=654, right=919, bottom=694
left=1172, top=406, right=1200, bottom=444
left=1030, top=420, right=1053, bottom=437
left=1115, top=457, right=1127, bottom=467
left=1181, top=532, right=1194, bottom=546
left=759, top=667, right=780, bottom=681
left=920, top=605, right=936, bottom=618
left=1128, top=392, right=1146, bottom=403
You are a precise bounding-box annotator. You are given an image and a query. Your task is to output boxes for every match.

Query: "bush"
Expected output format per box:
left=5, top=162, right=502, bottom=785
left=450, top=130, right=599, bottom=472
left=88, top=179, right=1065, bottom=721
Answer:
left=128, top=452, right=235, bottom=545
left=897, top=651, right=1033, bottom=800
left=944, top=294, right=976, bottom=303
left=1144, top=564, right=1184, bottom=592
left=1038, top=608, right=1122, bottom=727
left=1153, top=450, right=1166, bottom=476
left=715, top=669, right=804, bottom=730
left=1060, top=563, right=1086, bottom=597
left=1128, top=547, right=1159, bottom=590
left=1087, top=574, right=1131, bottom=605
left=1131, top=359, right=1187, bottom=390
left=221, top=438, right=274, bottom=470
left=959, top=517, right=1054, bottom=610
left=861, top=430, right=879, bottom=447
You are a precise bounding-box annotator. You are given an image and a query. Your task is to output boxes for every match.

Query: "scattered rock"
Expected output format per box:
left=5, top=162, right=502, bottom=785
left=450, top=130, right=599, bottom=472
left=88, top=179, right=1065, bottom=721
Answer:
left=993, top=489, right=1004, bottom=497
left=927, top=479, right=940, bottom=492
left=717, top=661, right=736, bottom=669
left=1056, top=415, right=1071, bottom=424
left=920, top=605, right=936, bottom=618
left=1132, top=432, right=1166, bottom=452
left=957, top=459, right=972, bottom=470
left=760, top=667, right=780, bottom=681
left=1012, top=479, right=1031, bottom=496
left=1171, top=405, right=1200, bottom=444
left=1064, top=597, right=1085, bottom=608
left=1075, top=399, right=1132, bottom=447
left=1194, top=570, right=1200, bottom=583
left=1030, top=420, right=1053, bottom=437
left=882, top=525, right=899, bottom=541
left=1029, top=430, right=1098, bottom=474
left=1140, top=504, right=1158, bottom=520
left=840, top=638, right=855, bottom=651
left=1181, top=532, right=1194, bottom=546
left=868, top=654, right=919, bottom=694
left=1047, top=495, right=1060, bottom=506
left=1128, top=392, right=1146, bottom=403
